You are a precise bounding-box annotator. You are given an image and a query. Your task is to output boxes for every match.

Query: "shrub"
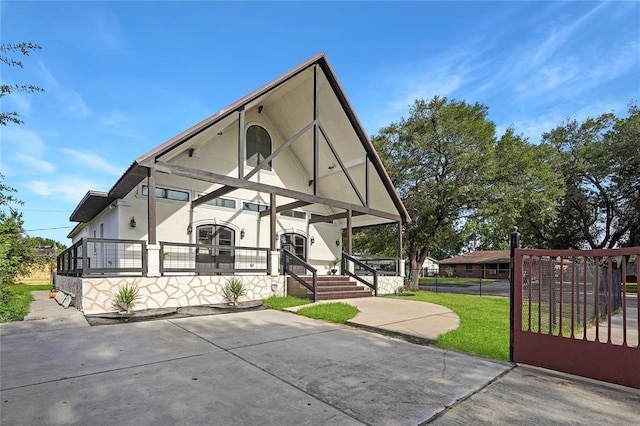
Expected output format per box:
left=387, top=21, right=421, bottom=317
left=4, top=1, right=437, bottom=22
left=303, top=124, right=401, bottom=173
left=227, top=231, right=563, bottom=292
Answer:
left=222, top=277, right=247, bottom=306
left=0, top=286, right=33, bottom=322
left=112, top=283, right=139, bottom=312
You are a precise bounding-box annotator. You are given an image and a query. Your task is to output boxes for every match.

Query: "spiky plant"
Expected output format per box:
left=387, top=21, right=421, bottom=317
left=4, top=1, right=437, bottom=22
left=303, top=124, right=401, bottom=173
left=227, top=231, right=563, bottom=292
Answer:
left=112, top=283, right=139, bottom=313
left=222, top=277, right=247, bottom=307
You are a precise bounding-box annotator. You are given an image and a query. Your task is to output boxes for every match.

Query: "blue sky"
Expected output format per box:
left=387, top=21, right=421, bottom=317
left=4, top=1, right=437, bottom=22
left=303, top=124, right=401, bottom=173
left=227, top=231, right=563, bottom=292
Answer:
left=1, top=1, right=639, bottom=245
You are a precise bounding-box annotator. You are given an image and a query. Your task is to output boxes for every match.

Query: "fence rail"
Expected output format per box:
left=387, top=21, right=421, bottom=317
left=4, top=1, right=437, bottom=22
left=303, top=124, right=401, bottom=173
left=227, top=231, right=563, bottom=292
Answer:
left=56, top=238, right=146, bottom=277
left=343, top=253, right=378, bottom=296
left=351, top=256, right=400, bottom=276
left=160, top=242, right=269, bottom=275
left=281, top=249, right=317, bottom=302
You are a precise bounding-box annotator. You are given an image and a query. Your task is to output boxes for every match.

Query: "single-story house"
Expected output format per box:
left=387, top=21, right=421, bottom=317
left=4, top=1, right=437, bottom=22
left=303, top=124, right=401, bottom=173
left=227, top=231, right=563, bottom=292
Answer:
left=421, top=256, right=439, bottom=277
left=438, top=250, right=510, bottom=279
left=55, top=53, right=410, bottom=314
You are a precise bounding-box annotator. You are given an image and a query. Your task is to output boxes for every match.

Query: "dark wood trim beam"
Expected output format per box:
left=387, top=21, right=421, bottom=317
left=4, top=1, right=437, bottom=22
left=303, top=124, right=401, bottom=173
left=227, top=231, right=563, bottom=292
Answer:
left=259, top=200, right=312, bottom=218
left=238, top=107, right=245, bottom=179
left=397, top=220, right=403, bottom=259
left=309, top=211, right=365, bottom=224
left=192, top=186, right=236, bottom=208
left=154, top=161, right=402, bottom=222
left=318, top=123, right=366, bottom=206
left=147, top=166, right=157, bottom=245
left=365, top=155, right=370, bottom=207
left=346, top=208, right=352, bottom=256
left=313, top=64, right=319, bottom=195
left=243, top=120, right=315, bottom=181
left=270, top=193, right=276, bottom=251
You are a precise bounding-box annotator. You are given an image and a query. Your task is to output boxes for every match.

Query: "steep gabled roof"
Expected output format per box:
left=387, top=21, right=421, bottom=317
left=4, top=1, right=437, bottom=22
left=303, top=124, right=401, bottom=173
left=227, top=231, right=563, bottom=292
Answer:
left=439, top=250, right=511, bottom=265
left=70, top=53, right=409, bottom=224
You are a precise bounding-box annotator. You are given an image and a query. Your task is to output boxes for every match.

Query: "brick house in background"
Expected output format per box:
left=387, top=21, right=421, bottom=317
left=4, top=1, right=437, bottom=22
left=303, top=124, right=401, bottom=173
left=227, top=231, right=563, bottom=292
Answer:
left=438, top=250, right=510, bottom=279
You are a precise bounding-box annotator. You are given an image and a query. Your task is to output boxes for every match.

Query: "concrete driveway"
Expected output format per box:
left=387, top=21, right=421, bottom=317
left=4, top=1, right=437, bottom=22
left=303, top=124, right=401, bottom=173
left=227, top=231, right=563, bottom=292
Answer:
left=2, top=298, right=639, bottom=425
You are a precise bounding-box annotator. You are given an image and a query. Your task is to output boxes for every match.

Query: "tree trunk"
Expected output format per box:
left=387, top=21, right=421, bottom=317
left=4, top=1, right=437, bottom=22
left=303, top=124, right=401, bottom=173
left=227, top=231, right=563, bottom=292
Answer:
left=407, top=254, right=421, bottom=291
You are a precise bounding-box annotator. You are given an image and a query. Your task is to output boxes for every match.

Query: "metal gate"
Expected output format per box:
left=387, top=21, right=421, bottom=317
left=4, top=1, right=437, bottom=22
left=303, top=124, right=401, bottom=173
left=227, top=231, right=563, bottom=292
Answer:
left=513, top=247, right=640, bottom=389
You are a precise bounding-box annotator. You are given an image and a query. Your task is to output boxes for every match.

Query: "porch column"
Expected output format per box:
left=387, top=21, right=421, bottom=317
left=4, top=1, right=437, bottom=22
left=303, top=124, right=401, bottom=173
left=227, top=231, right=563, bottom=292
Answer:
left=238, top=107, right=245, bottom=179
left=346, top=208, right=352, bottom=256
left=147, top=165, right=157, bottom=245
left=269, top=192, right=279, bottom=276
left=147, top=165, right=160, bottom=277
left=397, top=221, right=405, bottom=277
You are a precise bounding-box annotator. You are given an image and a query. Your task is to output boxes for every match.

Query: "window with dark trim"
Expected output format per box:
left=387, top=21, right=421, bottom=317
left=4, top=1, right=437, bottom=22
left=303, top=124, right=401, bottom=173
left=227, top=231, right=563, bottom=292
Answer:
left=197, top=195, right=236, bottom=209
left=142, top=185, right=189, bottom=202
left=246, top=125, right=272, bottom=170
left=465, top=264, right=473, bottom=274
left=279, top=210, right=306, bottom=219
left=243, top=202, right=269, bottom=212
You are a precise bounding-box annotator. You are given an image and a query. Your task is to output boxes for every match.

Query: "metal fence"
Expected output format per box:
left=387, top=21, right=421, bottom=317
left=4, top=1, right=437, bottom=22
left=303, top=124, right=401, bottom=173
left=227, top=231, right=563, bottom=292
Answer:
left=160, top=242, right=269, bottom=275
left=57, top=238, right=146, bottom=276
left=520, top=252, right=634, bottom=339
left=352, top=256, right=400, bottom=276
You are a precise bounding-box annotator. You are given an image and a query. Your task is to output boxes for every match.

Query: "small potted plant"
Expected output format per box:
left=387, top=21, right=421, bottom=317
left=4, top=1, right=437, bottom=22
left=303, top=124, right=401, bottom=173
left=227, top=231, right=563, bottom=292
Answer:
left=329, top=258, right=340, bottom=275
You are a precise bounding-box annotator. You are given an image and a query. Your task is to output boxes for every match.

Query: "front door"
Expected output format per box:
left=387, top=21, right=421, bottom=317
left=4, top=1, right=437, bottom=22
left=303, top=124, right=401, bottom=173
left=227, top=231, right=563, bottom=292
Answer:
left=196, top=225, right=235, bottom=273
left=281, top=233, right=307, bottom=275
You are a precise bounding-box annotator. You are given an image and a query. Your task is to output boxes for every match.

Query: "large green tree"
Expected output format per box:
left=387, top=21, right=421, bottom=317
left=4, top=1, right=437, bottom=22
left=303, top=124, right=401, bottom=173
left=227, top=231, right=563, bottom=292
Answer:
left=371, top=97, right=498, bottom=289
left=1, top=42, right=43, bottom=126
left=463, top=129, right=564, bottom=250
left=539, top=108, right=639, bottom=249
left=0, top=175, right=33, bottom=287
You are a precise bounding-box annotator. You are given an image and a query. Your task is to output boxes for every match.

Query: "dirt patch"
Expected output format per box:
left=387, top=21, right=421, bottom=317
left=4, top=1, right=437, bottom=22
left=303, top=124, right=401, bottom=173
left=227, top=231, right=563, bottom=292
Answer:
left=85, top=301, right=264, bottom=326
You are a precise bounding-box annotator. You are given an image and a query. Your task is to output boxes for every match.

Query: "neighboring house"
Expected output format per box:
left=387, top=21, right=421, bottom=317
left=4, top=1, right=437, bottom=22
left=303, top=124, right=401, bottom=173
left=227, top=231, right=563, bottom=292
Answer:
left=438, top=250, right=510, bottom=279
left=421, top=256, right=439, bottom=277
left=55, top=53, right=410, bottom=314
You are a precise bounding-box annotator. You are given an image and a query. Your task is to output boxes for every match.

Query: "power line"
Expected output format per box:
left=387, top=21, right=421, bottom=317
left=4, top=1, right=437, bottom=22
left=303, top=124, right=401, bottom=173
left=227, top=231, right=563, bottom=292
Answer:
left=25, top=226, right=75, bottom=231
left=21, top=209, right=70, bottom=213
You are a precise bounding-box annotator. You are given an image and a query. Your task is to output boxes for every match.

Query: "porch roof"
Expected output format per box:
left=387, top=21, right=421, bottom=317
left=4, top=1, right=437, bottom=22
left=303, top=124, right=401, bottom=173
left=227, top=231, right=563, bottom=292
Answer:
left=70, top=53, right=410, bottom=226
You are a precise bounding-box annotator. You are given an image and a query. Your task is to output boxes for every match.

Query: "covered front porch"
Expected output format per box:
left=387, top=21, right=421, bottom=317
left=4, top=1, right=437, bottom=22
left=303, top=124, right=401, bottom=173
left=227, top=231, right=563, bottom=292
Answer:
left=55, top=237, right=404, bottom=314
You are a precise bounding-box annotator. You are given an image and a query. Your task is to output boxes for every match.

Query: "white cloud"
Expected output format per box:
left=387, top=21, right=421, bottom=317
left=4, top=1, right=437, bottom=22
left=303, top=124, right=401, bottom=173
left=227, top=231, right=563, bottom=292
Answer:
left=11, top=154, right=55, bottom=173
left=38, top=62, right=91, bottom=119
left=26, top=175, right=105, bottom=203
left=102, top=110, right=127, bottom=126
left=8, top=93, right=32, bottom=116
left=1, top=126, right=47, bottom=156
left=58, top=148, right=124, bottom=176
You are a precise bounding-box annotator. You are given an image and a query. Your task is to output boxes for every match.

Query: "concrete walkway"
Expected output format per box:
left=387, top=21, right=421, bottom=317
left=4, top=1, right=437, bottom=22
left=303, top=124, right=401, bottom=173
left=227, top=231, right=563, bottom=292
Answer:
left=286, top=297, right=460, bottom=343
left=1, top=293, right=639, bottom=425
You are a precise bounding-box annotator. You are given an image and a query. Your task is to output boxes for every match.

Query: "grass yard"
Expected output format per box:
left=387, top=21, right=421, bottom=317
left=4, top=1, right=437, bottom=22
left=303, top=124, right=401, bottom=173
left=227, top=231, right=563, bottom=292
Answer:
left=263, top=295, right=312, bottom=311
left=263, top=296, right=359, bottom=324
left=389, top=291, right=510, bottom=360
left=296, top=302, right=359, bottom=324
left=0, top=284, right=52, bottom=323
left=419, top=277, right=498, bottom=285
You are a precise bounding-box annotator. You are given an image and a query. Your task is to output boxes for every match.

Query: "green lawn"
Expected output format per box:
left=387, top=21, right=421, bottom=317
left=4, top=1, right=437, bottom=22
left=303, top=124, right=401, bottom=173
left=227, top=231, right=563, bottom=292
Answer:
left=0, top=284, right=51, bottom=323
left=419, top=277, right=498, bottom=285
left=389, top=291, right=510, bottom=360
left=263, top=295, right=312, bottom=310
left=296, top=302, right=359, bottom=324
left=263, top=296, right=359, bottom=324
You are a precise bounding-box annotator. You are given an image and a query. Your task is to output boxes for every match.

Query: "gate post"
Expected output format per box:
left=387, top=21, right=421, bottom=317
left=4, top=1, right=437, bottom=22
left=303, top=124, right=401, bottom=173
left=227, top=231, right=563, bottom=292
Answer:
left=509, top=226, right=521, bottom=362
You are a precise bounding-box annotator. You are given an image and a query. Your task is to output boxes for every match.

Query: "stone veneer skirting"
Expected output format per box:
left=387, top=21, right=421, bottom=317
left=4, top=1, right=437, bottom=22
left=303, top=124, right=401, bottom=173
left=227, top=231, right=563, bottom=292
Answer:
left=55, top=274, right=286, bottom=315
left=53, top=273, right=402, bottom=315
